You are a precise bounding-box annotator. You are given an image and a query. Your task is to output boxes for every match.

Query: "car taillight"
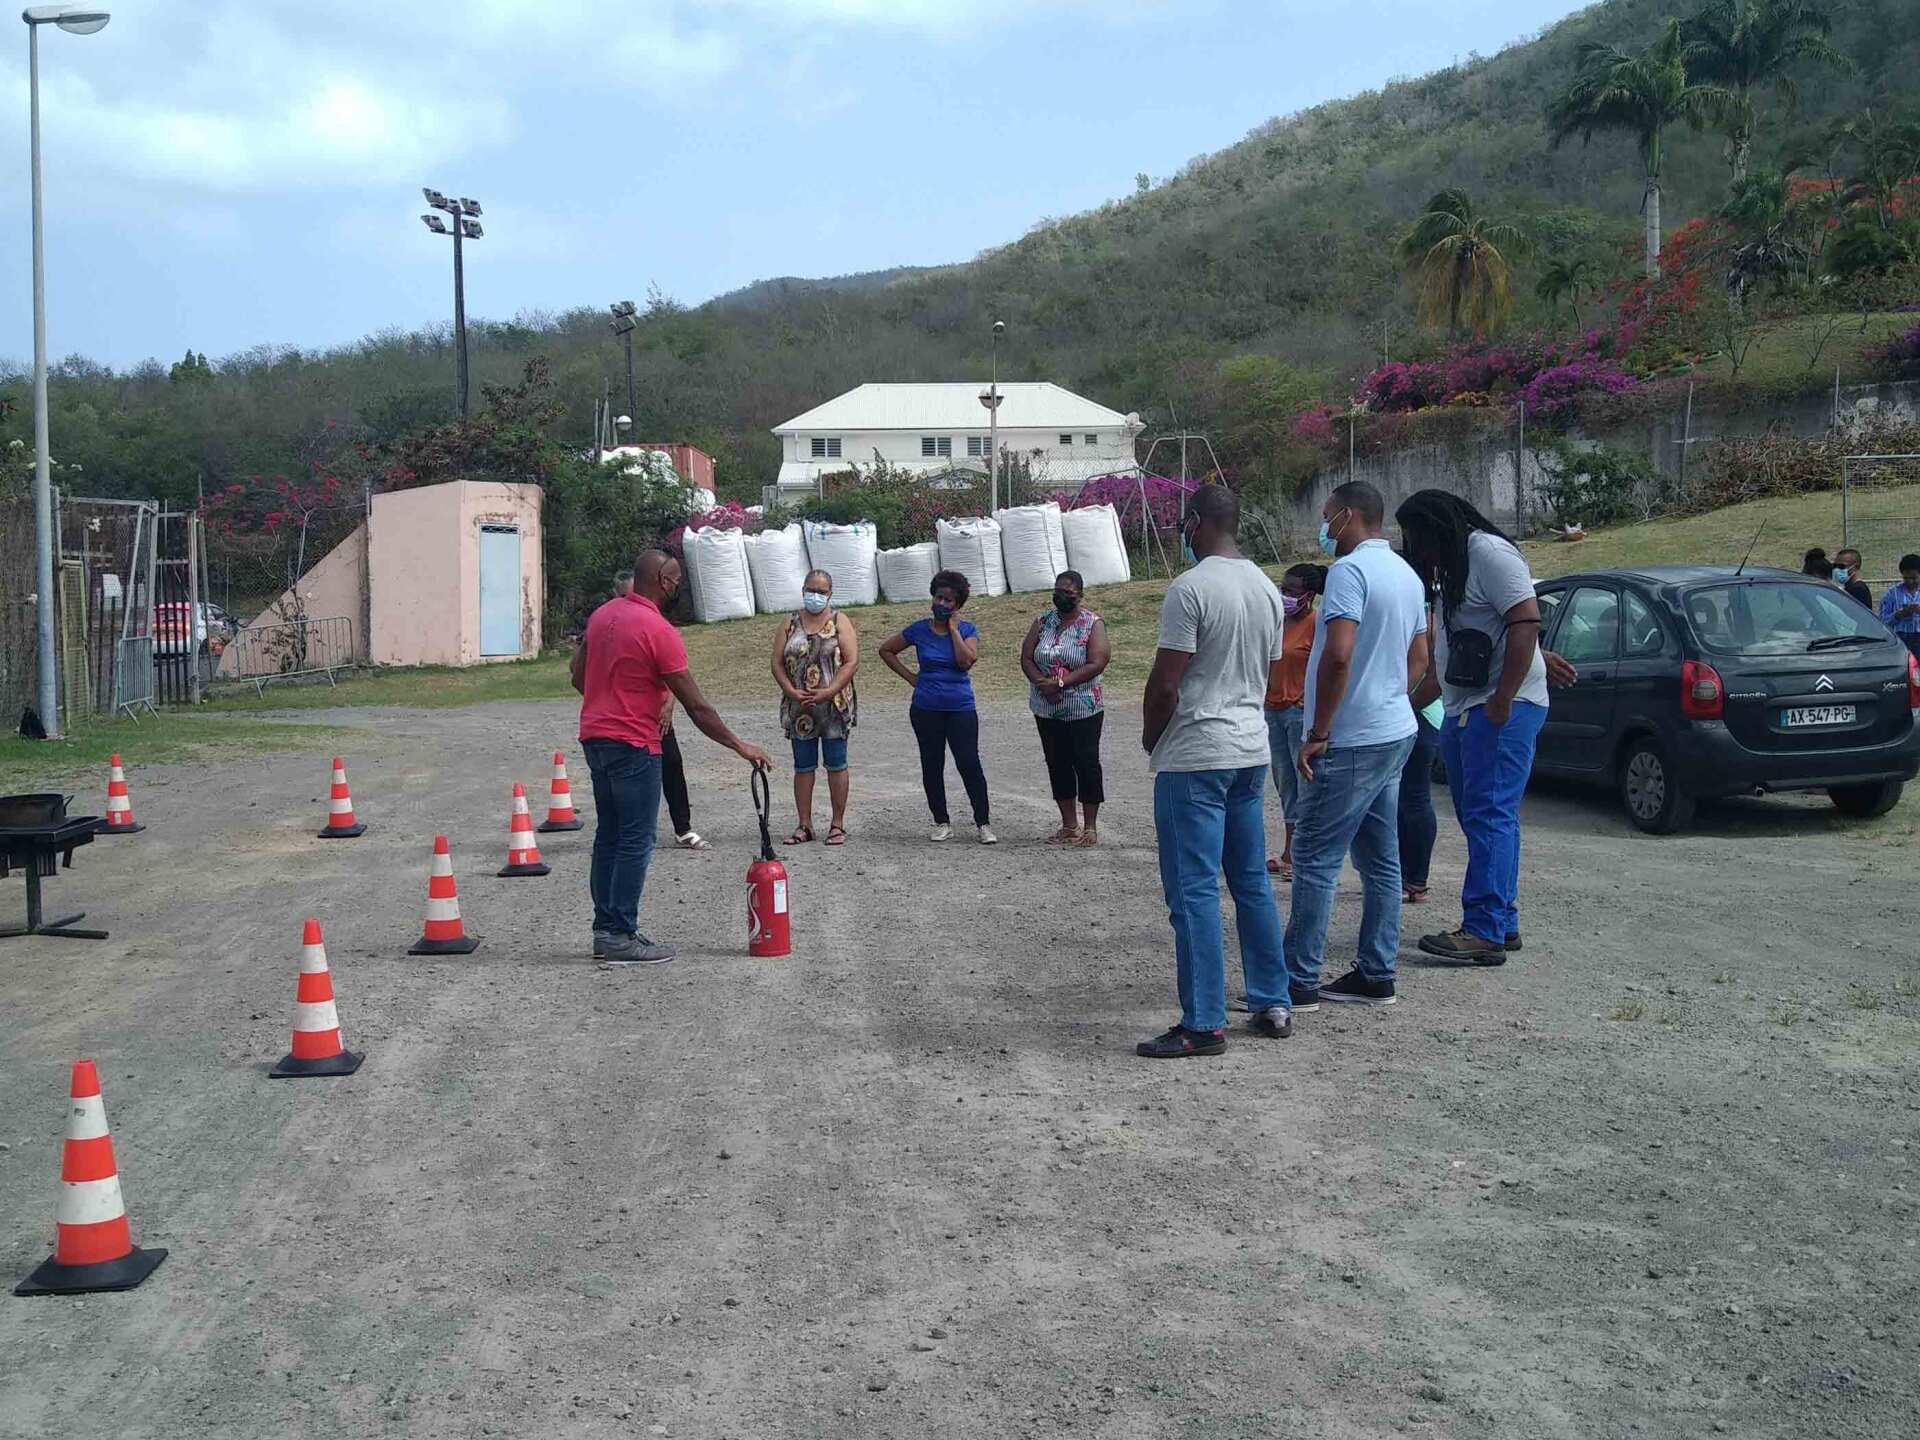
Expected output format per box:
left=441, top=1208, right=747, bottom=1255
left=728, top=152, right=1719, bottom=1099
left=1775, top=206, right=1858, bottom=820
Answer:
left=1908, top=652, right=1920, bottom=711
left=1681, top=659, right=1724, bottom=720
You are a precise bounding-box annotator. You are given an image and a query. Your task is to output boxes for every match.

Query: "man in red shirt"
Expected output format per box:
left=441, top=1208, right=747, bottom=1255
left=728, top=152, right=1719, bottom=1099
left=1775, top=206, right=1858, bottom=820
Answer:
left=571, top=549, right=771, bottom=964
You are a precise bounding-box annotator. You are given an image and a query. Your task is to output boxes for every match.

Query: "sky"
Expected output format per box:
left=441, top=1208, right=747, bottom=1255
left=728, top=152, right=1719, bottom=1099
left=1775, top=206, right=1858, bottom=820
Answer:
left=0, top=0, right=1592, bottom=371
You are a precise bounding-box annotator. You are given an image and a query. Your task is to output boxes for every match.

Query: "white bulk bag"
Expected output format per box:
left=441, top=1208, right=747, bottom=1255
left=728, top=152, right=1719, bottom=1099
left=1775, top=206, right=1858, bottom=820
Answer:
left=876, top=542, right=940, bottom=604
left=681, top=525, right=755, bottom=623
left=802, top=521, right=880, bottom=606
left=992, top=502, right=1069, bottom=593
left=1061, top=503, right=1132, bottom=587
left=936, top=516, right=1008, bottom=598
left=745, top=522, right=808, bottom=615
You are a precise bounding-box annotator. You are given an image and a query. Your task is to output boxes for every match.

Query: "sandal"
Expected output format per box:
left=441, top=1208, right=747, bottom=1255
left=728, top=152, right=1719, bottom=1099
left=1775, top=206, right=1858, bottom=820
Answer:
left=1045, top=826, right=1082, bottom=846
left=675, top=831, right=712, bottom=851
left=824, top=825, right=847, bottom=846
left=1268, top=856, right=1293, bottom=880
left=1073, top=828, right=1099, bottom=847
left=786, top=826, right=815, bottom=845
left=1403, top=883, right=1429, bottom=904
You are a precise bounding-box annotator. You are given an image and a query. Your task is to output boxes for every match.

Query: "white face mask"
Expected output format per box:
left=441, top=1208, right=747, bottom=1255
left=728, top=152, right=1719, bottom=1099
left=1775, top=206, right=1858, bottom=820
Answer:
left=802, top=591, right=830, bottom=614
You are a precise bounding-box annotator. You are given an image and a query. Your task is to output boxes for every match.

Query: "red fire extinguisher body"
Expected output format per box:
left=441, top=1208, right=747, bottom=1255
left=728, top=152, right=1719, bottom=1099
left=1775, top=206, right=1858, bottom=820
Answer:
left=747, top=857, right=791, bottom=957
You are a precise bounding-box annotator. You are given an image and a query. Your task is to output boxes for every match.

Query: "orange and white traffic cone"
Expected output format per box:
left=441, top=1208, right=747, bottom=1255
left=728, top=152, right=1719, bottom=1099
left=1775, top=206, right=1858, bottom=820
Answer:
left=537, top=750, right=584, bottom=832
left=14, top=1060, right=167, bottom=1296
left=317, top=756, right=366, bottom=839
left=100, top=754, right=144, bottom=835
left=497, top=783, right=551, bottom=878
left=409, top=834, right=480, bottom=955
left=269, top=918, right=364, bottom=1078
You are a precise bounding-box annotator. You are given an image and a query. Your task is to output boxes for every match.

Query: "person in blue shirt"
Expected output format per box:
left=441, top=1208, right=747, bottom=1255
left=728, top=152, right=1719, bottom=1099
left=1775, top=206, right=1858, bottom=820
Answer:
left=879, top=570, right=997, bottom=844
left=1881, top=553, right=1920, bottom=661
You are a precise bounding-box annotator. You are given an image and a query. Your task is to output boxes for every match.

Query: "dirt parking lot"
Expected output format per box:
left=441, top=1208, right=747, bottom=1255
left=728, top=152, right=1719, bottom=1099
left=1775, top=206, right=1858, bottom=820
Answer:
left=2, top=698, right=1916, bottom=1439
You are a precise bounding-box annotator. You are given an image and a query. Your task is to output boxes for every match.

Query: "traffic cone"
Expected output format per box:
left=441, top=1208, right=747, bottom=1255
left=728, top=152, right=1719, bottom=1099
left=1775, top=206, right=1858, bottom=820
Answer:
left=269, top=919, right=364, bottom=1078
left=15, top=1060, right=167, bottom=1296
left=497, top=783, right=551, bottom=878
left=537, top=750, right=584, bottom=832
left=100, top=754, right=144, bottom=835
left=409, top=835, right=480, bottom=955
left=317, top=756, right=366, bottom=839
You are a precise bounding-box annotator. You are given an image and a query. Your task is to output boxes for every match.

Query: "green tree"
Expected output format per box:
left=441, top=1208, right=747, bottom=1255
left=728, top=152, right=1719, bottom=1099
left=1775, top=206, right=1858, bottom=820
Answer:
left=1681, top=0, right=1852, bottom=185
left=1548, top=18, right=1733, bottom=277
left=1534, top=255, right=1602, bottom=323
left=1828, top=108, right=1920, bottom=232
left=1399, top=189, right=1531, bottom=337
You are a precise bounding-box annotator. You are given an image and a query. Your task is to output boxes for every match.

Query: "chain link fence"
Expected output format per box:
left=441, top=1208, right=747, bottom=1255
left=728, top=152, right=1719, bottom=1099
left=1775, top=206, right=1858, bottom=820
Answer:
left=1842, top=454, right=1920, bottom=585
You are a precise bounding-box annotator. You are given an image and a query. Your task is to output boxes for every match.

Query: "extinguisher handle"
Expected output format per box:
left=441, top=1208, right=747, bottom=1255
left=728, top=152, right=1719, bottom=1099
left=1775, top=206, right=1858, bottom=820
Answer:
left=751, top=764, right=776, bottom=861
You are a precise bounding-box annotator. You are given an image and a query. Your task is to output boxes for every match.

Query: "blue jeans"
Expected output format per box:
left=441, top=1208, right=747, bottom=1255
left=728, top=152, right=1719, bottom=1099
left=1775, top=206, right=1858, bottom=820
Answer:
left=583, top=738, right=662, bottom=937
left=1398, top=712, right=1440, bottom=889
left=1265, top=707, right=1304, bottom=819
left=1284, top=735, right=1416, bottom=988
left=790, top=735, right=849, bottom=773
left=1438, top=702, right=1547, bottom=944
left=1153, top=766, right=1289, bottom=1032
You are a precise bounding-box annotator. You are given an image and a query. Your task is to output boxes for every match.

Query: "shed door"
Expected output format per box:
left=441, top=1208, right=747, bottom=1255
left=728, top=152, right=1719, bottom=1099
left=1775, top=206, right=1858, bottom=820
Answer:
left=478, top=525, right=522, bottom=657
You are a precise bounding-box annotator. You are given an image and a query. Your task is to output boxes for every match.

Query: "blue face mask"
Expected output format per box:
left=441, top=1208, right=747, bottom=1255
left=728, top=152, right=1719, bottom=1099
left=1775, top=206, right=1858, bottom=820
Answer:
left=1318, top=508, right=1349, bottom=558
left=1831, top=567, right=1850, bottom=584
left=1181, top=537, right=1198, bottom=567
left=931, top=602, right=953, bottom=623
left=803, top=591, right=829, bottom=614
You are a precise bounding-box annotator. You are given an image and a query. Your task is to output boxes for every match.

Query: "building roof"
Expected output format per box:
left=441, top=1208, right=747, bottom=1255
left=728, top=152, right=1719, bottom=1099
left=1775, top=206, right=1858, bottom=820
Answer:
left=773, top=455, right=1138, bottom=493
left=772, top=382, right=1135, bottom=435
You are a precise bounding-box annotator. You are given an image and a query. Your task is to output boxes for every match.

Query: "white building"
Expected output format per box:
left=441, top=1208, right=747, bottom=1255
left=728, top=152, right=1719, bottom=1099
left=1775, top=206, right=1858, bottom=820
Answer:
left=769, top=382, right=1140, bottom=502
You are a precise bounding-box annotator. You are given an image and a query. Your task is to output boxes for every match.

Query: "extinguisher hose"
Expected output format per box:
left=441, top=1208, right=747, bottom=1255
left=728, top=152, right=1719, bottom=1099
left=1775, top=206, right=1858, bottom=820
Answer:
left=751, top=764, right=776, bottom=862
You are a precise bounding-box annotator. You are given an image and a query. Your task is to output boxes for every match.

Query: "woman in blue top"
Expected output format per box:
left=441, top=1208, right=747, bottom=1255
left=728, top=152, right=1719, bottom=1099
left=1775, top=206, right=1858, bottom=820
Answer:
left=879, top=569, right=996, bottom=844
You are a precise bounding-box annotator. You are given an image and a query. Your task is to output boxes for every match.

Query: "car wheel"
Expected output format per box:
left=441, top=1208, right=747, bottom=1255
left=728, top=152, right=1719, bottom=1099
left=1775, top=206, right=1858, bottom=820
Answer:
left=1619, top=736, right=1695, bottom=834
left=1828, top=779, right=1903, bottom=819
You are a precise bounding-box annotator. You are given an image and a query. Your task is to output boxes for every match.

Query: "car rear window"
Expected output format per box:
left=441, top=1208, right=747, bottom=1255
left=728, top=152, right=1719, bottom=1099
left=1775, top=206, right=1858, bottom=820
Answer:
left=1683, top=581, right=1883, bottom=656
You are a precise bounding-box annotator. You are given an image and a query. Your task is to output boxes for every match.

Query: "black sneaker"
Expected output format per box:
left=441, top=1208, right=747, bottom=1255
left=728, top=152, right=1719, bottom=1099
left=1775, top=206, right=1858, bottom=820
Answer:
left=1505, top=932, right=1522, bottom=954
left=1134, top=1025, right=1226, bottom=1059
left=1321, top=969, right=1397, bottom=1007
left=1248, top=1006, right=1293, bottom=1039
left=1289, top=985, right=1322, bottom=1013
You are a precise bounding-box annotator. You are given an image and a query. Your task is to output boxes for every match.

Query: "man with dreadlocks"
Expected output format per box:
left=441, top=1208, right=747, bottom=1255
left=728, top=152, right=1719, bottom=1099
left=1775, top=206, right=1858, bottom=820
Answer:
left=1395, top=488, right=1547, bottom=966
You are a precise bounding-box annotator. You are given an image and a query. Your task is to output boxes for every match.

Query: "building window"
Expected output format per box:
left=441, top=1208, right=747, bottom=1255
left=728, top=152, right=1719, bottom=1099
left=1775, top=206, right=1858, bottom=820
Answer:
left=810, top=437, right=841, bottom=459
left=966, top=436, right=992, bottom=457
left=1058, top=434, right=1074, bottom=446
left=921, top=436, right=952, bottom=458
left=1084, top=434, right=1099, bottom=446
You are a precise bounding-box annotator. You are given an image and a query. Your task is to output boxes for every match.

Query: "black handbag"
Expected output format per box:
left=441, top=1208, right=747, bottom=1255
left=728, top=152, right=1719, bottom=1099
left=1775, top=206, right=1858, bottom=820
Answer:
left=1443, top=625, right=1498, bottom=689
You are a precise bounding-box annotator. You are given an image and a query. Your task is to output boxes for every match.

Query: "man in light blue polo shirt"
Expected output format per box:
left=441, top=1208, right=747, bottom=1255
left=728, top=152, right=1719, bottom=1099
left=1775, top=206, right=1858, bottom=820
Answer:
left=1285, top=481, right=1429, bottom=1008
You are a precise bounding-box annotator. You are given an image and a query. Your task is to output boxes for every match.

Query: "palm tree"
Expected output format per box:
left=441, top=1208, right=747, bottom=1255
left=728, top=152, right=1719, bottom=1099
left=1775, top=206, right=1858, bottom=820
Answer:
left=1399, top=189, right=1532, bottom=338
left=1682, top=0, right=1853, bottom=185
left=1534, top=256, right=1601, bottom=323
left=1548, top=18, right=1733, bottom=277
left=1828, top=108, right=1920, bottom=232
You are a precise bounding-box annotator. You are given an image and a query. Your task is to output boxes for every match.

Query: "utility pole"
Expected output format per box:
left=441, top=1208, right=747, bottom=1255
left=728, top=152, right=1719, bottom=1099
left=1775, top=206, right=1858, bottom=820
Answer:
left=420, top=189, right=484, bottom=416
left=610, top=301, right=638, bottom=434
left=980, top=319, right=1006, bottom=511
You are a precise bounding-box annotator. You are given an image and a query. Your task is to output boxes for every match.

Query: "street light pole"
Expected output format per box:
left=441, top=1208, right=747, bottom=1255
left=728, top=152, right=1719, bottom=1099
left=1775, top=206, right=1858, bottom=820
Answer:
left=609, top=301, right=638, bottom=436
left=979, top=319, right=1005, bottom=512
left=421, top=189, right=483, bottom=417
left=23, top=6, right=111, bottom=739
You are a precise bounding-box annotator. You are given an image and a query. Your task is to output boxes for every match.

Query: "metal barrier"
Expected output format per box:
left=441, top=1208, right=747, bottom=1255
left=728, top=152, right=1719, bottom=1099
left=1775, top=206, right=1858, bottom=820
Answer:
left=214, top=616, right=356, bottom=696
left=112, top=635, right=157, bottom=720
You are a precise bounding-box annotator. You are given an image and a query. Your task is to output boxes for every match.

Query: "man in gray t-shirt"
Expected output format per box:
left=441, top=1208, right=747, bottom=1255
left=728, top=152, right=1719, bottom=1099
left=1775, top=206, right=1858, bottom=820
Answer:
left=1137, top=485, right=1291, bottom=1057
left=1431, top=530, right=1548, bottom=718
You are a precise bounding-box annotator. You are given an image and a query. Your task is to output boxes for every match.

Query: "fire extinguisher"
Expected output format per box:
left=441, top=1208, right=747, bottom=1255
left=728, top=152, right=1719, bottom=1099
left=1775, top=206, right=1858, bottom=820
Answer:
left=746, top=766, right=791, bottom=957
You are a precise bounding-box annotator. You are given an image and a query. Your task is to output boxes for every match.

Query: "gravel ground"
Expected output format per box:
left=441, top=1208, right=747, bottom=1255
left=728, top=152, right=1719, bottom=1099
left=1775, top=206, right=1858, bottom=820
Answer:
left=1, top=698, right=1915, bottom=1440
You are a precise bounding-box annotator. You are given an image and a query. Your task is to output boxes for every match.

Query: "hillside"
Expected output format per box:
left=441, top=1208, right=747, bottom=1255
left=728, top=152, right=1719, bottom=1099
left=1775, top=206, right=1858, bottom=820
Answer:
left=3, top=0, right=1916, bottom=508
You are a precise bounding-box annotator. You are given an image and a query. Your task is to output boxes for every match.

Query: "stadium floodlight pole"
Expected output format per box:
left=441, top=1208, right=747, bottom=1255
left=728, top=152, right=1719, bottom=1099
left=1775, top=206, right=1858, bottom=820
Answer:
left=979, top=319, right=1006, bottom=511
left=421, top=189, right=483, bottom=415
left=609, top=301, right=638, bottom=438
left=23, top=6, right=111, bottom=740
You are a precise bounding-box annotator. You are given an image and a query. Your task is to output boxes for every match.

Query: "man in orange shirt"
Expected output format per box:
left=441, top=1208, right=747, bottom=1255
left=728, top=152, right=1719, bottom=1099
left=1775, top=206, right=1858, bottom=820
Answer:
left=571, top=549, right=770, bottom=964
left=1264, top=563, right=1325, bottom=880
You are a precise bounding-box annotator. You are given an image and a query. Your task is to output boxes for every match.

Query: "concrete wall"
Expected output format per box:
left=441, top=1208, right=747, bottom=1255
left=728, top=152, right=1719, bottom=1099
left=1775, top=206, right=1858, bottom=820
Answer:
left=218, top=522, right=369, bottom=678
left=368, top=480, right=543, bottom=667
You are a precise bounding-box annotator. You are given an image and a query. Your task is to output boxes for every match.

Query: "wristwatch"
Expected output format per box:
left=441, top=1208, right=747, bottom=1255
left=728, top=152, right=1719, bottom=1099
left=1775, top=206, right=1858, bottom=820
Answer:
left=1307, top=730, right=1329, bottom=743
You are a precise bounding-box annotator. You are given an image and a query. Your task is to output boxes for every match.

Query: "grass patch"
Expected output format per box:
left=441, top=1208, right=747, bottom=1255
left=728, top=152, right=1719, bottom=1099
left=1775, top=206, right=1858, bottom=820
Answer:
left=1711, top=970, right=1736, bottom=985
left=1772, top=1002, right=1804, bottom=1027
left=0, top=712, right=350, bottom=788
left=202, top=655, right=575, bottom=712
left=1609, top=1001, right=1646, bottom=1022
left=1894, top=977, right=1920, bottom=1000
left=1521, top=490, right=1869, bottom=583
left=1683, top=311, right=1911, bottom=392
left=1845, top=985, right=1883, bottom=1012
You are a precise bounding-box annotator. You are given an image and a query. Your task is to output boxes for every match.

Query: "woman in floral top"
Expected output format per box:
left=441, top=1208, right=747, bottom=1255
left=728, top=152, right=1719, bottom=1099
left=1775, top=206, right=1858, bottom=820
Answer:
left=1019, top=569, right=1112, bottom=846
left=772, top=569, right=860, bottom=845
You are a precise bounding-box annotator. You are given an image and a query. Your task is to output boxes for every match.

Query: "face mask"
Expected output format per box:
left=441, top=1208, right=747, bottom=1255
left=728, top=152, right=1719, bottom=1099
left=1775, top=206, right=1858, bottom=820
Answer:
left=931, top=602, right=954, bottom=623
left=1053, top=590, right=1078, bottom=615
left=1832, top=567, right=1850, bottom=584
left=1181, top=523, right=1200, bottom=567
left=1317, top=509, right=1348, bottom=558
left=1282, top=593, right=1305, bottom=617
left=803, top=592, right=829, bottom=614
